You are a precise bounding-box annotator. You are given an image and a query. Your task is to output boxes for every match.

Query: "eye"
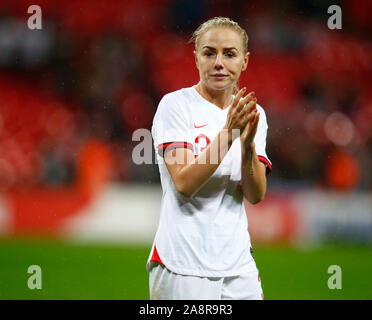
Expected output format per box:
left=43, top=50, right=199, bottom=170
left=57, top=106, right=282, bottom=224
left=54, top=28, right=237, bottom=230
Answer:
left=204, top=51, right=214, bottom=57
left=225, top=52, right=236, bottom=58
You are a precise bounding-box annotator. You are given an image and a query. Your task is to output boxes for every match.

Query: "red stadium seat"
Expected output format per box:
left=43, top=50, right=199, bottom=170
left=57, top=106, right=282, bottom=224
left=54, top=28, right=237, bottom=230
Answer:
left=148, top=34, right=199, bottom=95
left=0, top=74, right=78, bottom=188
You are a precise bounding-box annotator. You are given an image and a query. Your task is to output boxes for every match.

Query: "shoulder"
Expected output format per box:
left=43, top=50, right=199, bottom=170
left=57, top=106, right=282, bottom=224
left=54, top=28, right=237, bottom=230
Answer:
left=159, top=87, right=194, bottom=106
left=154, top=87, right=194, bottom=123
left=156, top=87, right=194, bottom=115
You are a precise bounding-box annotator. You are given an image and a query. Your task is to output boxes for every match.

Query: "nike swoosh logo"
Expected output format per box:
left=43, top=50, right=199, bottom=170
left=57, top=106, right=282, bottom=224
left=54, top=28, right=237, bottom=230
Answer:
left=194, top=123, right=208, bottom=128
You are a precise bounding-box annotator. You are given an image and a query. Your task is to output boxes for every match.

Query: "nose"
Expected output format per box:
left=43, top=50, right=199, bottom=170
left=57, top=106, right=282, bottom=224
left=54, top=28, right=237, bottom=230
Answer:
left=214, top=53, right=224, bottom=70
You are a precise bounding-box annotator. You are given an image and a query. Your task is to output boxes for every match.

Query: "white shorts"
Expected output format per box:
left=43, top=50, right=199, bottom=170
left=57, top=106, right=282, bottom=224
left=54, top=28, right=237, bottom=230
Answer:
left=149, top=262, right=264, bottom=300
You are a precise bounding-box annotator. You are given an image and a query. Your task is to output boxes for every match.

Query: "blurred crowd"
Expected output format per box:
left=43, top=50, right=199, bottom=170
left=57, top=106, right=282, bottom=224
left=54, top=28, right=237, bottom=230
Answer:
left=0, top=0, right=371, bottom=192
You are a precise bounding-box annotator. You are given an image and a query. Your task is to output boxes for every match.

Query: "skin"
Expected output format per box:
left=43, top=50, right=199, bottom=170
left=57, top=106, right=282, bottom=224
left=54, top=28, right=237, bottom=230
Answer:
left=163, top=27, right=267, bottom=203
left=194, top=27, right=249, bottom=108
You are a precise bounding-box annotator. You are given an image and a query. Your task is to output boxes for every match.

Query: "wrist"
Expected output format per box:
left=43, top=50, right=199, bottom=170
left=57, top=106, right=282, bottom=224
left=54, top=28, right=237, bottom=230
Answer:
left=244, top=142, right=255, bottom=151
left=242, top=142, right=255, bottom=158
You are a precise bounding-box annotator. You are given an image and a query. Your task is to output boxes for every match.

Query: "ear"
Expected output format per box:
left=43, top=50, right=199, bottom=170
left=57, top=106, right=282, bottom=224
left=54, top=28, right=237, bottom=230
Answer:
left=242, top=52, right=250, bottom=71
left=194, top=50, right=199, bottom=70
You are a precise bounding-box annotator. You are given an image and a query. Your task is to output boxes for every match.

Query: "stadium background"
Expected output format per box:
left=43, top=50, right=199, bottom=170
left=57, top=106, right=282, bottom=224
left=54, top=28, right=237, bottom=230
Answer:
left=0, top=0, right=371, bottom=299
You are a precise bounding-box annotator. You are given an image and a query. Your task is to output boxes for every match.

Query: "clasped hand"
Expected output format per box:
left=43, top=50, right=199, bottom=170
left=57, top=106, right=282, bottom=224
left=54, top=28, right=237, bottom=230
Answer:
left=223, top=87, right=260, bottom=150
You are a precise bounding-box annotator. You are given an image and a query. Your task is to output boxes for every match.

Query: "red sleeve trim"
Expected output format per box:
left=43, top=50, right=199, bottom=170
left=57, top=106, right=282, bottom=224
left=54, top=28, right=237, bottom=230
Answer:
left=258, top=155, right=272, bottom=175
left=150, top=245, right=164, bottom=266
left=157, top=142, right=193, bottom=157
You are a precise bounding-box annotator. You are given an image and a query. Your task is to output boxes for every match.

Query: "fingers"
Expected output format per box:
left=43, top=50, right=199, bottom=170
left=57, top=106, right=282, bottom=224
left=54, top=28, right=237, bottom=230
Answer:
left=239, top=97, right=257, bottom=118
left=226, top=89, right=258, bottom=132
left=238, top=96, right=257, bottom=131
left=250, top=112, right=260, bottom=135
left=241, top=112, right=260, bottom=141
left=231, top=87, right=247, bottom=110
left=235, top=91, right=256, bottom=114
left=243, top=112, right=257, bottom=133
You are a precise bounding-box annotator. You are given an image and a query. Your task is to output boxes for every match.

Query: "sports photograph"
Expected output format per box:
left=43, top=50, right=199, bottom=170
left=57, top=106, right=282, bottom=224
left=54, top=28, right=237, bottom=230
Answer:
left=0, top=0, right=371, bottom=309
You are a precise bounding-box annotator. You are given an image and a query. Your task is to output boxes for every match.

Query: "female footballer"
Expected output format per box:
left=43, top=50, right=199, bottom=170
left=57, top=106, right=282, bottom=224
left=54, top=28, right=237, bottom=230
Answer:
left=147, top=17, right=272, bottom=300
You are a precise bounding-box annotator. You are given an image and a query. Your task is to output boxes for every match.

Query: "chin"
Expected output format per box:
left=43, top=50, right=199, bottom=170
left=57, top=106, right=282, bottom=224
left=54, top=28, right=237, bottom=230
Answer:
left=200, top=77, right=235, bottom=92
left=210, top=82, right=234, bottom=91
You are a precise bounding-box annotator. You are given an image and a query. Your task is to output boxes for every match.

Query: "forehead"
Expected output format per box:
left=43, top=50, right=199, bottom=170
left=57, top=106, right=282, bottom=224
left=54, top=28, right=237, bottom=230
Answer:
left=198, top=27, right=243, bottom=50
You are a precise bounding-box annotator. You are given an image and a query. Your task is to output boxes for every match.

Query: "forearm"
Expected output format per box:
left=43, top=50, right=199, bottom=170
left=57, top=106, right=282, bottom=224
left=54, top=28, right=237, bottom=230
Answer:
left=173, top=129, right=234, bottom=197
left=241, top=143, right=267, bottom=204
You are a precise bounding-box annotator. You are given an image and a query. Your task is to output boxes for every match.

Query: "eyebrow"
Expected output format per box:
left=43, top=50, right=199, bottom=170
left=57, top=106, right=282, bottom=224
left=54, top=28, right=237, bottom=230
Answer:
left=202, top=46, right=239, bottom=51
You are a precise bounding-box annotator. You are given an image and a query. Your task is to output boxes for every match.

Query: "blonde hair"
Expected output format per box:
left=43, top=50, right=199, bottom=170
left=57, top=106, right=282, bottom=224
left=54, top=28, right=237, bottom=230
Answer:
left=189, top=17, right=249, bottom=54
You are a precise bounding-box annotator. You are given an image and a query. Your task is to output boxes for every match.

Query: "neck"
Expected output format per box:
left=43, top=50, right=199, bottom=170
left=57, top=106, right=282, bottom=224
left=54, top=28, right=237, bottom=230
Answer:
left=195, top=82, right=234, bottom=109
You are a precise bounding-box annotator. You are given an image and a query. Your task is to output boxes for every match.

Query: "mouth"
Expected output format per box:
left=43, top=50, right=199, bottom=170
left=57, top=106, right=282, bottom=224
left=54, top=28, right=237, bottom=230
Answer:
left=211, top=74, right=228, bottom=78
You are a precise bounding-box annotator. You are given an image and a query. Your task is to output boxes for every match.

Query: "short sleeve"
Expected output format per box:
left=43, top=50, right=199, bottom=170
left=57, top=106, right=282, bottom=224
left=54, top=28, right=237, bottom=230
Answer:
left=254, top=105, right=272, bottom=174
left=152, top=93, right=194, bottom=157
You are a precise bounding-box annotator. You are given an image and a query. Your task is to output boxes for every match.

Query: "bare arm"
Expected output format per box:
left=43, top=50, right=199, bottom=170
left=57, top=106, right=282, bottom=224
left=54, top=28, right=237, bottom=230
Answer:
left=241, top=142, right=267, bottom=204
left=164, top=88, right=256, bottom=198
left=164, top=129, right=233, bottom=197
left=240, top=107, right=267, bottom=204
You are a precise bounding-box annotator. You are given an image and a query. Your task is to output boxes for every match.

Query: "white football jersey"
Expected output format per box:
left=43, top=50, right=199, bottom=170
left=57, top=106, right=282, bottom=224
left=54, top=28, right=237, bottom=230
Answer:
left=147, top=86, right=272, bottom=277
